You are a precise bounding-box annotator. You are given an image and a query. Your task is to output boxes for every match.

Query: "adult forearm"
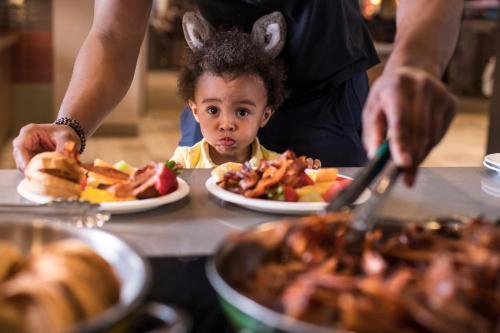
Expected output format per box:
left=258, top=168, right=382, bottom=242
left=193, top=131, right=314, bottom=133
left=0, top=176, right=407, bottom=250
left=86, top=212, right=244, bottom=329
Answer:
left=57, top=31, right=142, bottom=136
left=384, top=0, right=464, bottom=77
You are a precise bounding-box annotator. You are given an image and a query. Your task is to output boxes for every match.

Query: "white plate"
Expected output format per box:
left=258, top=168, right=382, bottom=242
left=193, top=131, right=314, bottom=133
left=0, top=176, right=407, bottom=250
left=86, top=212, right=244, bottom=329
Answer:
left=483, top=160, right=500, bottom=173
left=481, top=180, right=500, bottom=199
left=205, top=176, right=371, bottom=215
left=481, top=173, right=500, bottom=199
left=484, top=153, right=500, bottom=168
left=17, top=178, right=190, bottom=215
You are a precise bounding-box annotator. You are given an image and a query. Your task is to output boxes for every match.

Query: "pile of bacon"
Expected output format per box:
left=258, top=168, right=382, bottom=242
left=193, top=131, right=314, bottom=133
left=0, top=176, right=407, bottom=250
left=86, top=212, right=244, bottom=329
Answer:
left=230, top=214, right=500, bottom=333
left=217, top=150, right=313, bottom=199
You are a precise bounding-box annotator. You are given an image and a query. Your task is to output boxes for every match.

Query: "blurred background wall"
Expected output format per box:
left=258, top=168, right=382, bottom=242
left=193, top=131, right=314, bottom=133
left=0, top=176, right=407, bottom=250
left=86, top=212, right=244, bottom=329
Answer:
left=0, top=0, right=498, bottom=168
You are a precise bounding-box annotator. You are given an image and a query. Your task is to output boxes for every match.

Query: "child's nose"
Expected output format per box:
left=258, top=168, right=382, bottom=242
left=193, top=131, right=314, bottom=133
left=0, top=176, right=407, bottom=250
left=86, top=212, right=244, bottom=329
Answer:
left=218, top=123, right=236, bottom=132
left=218, top=115, right=236, bottom=132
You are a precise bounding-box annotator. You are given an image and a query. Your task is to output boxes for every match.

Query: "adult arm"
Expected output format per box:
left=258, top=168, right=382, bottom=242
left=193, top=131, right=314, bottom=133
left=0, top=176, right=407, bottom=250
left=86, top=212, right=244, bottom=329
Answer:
left=58, top=0, right=152, bottom=135
left=362, top=0, right=463, bottom=185
left=13, top=0, right=152, bottom=170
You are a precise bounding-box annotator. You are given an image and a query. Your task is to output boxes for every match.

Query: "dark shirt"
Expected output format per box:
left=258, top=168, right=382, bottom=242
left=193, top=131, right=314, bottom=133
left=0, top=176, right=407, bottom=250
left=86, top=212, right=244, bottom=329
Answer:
left=181, top=0, right=379, bottom=166
left=195, top=0, right=379, bottom=99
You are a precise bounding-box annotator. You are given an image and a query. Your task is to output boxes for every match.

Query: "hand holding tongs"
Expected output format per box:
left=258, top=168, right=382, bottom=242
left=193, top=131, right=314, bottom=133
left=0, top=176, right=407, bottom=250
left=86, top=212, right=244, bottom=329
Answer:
left=327, top=140, right=401, bottom=247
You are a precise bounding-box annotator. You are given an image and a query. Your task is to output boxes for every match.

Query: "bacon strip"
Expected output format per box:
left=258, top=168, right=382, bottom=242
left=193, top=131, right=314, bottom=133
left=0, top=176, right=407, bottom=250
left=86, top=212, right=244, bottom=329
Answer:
left=232, top=216, right=500, bottom=332
left=218, top=150, right=310, bottom=199
left=107, top=163, right=159, bottom=198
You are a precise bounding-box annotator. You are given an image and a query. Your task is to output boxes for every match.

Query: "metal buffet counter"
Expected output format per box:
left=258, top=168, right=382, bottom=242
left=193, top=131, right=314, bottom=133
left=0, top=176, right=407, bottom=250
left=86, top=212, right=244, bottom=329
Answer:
left=0, top=167, right=499, bottom=257
left=1, top=167, right=499, bottom=332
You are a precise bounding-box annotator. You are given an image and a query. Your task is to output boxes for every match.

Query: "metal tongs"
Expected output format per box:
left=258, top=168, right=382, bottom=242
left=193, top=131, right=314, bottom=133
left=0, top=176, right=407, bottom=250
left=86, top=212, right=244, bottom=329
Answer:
left=0, top=199, right=111, bottom=228
left=327, top=140, right=401, bottom=248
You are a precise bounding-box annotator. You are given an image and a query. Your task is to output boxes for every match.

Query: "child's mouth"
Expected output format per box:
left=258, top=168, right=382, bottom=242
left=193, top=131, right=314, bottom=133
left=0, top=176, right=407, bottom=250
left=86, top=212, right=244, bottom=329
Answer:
left=219, top=137, right=236, bottom=147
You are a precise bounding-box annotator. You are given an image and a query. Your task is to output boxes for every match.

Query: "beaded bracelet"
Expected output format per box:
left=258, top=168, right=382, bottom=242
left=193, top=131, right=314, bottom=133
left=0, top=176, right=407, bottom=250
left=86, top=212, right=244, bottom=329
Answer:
left=54, top=117, right=87, bottom=154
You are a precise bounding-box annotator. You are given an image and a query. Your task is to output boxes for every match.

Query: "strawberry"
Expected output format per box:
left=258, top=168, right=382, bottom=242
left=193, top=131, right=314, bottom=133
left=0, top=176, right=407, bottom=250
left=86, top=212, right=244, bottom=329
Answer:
left=283, top=185, right=299, bottom=202
left=322, top=178, right=351, bottom=202
left=154, top=161, right=179, bottom=195
left=298, top=172, right=314, bottom=187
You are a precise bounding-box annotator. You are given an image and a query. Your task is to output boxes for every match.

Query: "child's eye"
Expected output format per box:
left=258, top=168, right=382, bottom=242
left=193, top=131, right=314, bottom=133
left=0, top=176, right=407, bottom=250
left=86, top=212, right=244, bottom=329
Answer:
left=206, top=106, right=219, bottom=115
left=236, top=108, right=250, bottom=117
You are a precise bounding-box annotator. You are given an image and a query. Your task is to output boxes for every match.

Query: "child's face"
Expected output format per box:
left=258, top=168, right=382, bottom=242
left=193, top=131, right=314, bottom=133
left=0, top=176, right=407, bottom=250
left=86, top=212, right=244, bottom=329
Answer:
left=189, top=72, right=272, bottom=164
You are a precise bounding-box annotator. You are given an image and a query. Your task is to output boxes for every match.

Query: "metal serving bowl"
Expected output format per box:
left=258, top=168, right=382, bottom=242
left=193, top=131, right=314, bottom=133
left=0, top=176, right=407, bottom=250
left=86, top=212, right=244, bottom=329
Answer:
left=207, top=217, right=351, bottom=333
left=206, top=216, right=473, bottom=333
left=0, top=219, right=187, bottom=333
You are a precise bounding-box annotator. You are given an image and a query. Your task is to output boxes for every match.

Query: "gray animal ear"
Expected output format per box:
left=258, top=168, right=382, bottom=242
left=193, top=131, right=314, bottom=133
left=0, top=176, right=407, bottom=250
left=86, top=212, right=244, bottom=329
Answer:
left=251, top=11, right=286, bottom=58
left=182, top=11, right=214, bottom=52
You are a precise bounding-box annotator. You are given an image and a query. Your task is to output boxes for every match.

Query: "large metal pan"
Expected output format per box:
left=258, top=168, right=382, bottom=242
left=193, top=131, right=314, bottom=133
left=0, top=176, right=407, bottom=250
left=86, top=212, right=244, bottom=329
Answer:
left=207, top=214, right=362, bottom=333
left=206, top=215, right=474, bottom=333
left=0, top=219, right=189, bottom=333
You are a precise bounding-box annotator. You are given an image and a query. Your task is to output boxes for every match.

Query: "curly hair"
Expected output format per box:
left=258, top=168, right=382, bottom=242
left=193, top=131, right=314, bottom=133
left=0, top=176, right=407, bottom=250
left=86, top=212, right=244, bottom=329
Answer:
left=178, top=30, right=286, bottom=111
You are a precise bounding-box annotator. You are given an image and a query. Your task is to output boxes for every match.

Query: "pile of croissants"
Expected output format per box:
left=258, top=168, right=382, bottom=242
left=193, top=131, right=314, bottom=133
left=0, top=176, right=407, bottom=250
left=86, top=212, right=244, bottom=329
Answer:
left=0, top=240, right=120, bottom=333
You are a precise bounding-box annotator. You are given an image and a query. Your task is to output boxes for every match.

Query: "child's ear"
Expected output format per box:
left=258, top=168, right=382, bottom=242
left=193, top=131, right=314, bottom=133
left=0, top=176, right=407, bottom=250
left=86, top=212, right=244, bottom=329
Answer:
left=188, top=100, right=200, bottom=123
left=259, top=107, right=274, bottom=127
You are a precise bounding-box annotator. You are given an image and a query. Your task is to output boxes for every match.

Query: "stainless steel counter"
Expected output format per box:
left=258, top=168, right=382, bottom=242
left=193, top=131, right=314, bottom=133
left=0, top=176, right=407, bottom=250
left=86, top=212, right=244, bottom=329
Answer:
left=1, top=167, right=499, bottom=257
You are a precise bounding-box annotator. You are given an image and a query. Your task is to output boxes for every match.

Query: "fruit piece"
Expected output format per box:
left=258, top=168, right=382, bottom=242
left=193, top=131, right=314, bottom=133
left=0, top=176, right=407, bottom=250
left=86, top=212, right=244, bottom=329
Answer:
left=296, top=185, right=324, bottom=202
left=165, top=160, right=180, bottom=175
left=298, top=190, right=324, bottom=202
left=283, top=186, right=298, bottom=202
left=313, top=181, right=336, bottom=194
left=298, top=172, right=314, bottom=187
left=315, top=168, right=338, bottom=183
left=305, top=168, right=339, bottom=183
left=80, top=187, right=133, bottom=203
left=113, top=160, right=135, bottom=175
left=154, top=162, right=179, bottom=195
left=211, top=162, right=243, bottom=182
left=322, top=178, right=352, bottom=202
left=296, top=182, right=333, bottom=199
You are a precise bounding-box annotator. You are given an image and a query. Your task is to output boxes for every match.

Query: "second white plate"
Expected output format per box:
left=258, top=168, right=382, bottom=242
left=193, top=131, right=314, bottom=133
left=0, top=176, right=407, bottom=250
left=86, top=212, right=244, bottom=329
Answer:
left=484, top=153, right=500, bottom=168
left=483, top=160, right=500, bottom=173
left=205, top=176, right=371, bottom=215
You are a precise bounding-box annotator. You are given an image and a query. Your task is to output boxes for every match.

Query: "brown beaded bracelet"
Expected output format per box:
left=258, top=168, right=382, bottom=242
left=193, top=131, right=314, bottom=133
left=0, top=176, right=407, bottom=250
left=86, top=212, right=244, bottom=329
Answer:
left=54, top=117, right=86, bottom=154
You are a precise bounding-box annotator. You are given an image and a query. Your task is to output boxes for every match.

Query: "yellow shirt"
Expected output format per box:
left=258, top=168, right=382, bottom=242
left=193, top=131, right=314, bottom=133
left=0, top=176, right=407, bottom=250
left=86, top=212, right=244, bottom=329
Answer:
left=170, top=138, right=280, bottom=168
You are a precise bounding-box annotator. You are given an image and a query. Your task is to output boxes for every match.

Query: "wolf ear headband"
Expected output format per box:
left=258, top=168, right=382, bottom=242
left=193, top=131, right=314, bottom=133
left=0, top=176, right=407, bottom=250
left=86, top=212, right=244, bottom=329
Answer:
left=182, top=11, right=286, bottom=58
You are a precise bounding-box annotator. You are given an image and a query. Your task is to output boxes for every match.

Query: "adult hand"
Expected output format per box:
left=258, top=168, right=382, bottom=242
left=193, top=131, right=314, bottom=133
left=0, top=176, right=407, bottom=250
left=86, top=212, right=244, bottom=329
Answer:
left=12, top=123, right=81, bottom=172
left=362, top=66, right=456, bottom=186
